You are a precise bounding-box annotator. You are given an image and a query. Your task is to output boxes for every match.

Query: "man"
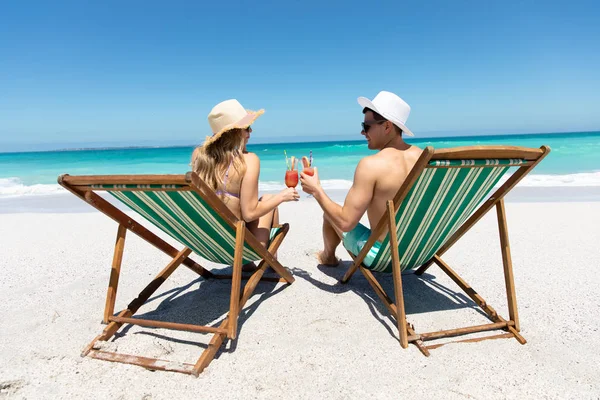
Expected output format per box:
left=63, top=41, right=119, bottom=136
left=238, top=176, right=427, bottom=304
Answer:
left=300, top=91, right=422, bottom=266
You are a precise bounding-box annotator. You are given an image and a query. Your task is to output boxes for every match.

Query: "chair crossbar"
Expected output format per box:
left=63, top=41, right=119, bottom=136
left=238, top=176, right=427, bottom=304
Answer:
left=108, top=316, right=228, bottom=335
left=88, top=350, right=196, bottom=375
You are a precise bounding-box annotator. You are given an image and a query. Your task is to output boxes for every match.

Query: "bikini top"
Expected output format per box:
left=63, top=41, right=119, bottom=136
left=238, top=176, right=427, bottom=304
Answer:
left=215, top=158, right=240, bottom=199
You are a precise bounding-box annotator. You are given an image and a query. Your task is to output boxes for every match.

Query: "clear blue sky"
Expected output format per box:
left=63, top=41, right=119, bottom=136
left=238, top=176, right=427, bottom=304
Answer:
left=1, top=0, right=599, bottom=151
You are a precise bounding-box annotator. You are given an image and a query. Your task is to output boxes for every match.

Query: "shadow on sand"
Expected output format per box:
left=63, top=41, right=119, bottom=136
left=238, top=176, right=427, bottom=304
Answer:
left=110, top=267, right=288, bottom=359
left=291, top=261, right=489, bottom=340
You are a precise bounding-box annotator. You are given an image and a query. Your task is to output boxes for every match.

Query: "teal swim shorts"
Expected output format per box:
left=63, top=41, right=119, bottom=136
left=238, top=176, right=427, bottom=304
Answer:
left=342, top=222, right=382, bottom=267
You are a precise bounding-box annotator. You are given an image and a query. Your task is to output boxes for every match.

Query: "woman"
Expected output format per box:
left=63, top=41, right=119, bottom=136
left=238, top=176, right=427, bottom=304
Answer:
left=191, top=99, right=299, bottom=266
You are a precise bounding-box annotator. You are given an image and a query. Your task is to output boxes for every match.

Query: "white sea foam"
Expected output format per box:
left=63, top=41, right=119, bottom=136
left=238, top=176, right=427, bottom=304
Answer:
left=2, top=172, right=600, bottom=199
left=497, top=171, right=600, bottom=187
left=0, top=178, right=67, bottom=198
left=258, top=179, right=353, bottom=191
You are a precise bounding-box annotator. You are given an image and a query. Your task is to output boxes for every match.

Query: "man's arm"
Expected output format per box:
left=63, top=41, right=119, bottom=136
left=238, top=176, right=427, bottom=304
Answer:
left=300, top=158, right=376, bottom=232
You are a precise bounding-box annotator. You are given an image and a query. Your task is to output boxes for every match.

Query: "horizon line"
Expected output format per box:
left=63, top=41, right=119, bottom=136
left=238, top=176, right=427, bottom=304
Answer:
left=1, top=129, right=599, bottom=155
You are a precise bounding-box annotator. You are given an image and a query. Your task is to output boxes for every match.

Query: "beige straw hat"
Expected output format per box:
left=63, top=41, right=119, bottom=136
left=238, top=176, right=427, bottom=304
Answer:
left=203, top=99, right=264, bottom=147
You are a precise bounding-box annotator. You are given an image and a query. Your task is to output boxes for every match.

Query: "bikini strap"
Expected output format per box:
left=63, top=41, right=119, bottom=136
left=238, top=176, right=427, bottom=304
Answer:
left=223, top=157, right=234, bottom=187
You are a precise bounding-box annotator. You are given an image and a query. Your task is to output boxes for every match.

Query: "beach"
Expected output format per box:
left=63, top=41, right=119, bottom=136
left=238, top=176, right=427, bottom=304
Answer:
left=2, top=0, right=598, bottom=396
left=1, top=193, right=599, bottom=399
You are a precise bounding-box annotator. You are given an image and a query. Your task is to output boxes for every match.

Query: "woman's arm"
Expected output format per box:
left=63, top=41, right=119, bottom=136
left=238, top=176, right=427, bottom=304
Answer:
left=239, top=153, right=298, bottom=222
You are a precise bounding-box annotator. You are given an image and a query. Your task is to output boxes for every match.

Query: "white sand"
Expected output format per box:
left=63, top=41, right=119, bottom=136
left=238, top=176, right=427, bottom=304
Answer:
left=1, top=197, right=599, bottom=399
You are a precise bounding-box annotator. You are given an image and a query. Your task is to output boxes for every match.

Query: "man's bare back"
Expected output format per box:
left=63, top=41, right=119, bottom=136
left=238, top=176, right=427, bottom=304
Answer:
left=299, top=90, right=421, bottom=266
left=362, top=146, right=423, bottom=239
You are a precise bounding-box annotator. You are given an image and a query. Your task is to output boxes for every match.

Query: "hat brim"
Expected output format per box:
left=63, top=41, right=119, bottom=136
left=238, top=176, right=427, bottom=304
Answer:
left=203, top=109, right=264, bottom=147
left=357, top=97, right=414, bottom=136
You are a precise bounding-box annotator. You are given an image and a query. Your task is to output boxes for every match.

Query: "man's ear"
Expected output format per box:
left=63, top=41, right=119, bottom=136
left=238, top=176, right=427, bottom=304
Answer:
left=385, top=121, right=393, bottom=135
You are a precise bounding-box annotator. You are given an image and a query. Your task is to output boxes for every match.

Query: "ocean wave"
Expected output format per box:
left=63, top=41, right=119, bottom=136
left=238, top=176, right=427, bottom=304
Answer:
left=2, top=172, right=600, bottom=199
left=501, top=171, right=600, bottom=187
left=0, top=177, right=67, bottom=198
left=327, top=144, right=366, bottom=150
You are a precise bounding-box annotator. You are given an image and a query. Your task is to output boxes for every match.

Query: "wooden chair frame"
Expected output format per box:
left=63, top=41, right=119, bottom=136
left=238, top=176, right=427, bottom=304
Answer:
left=58, top=172, right=295, bottom=376
left=339, top=145, right=550, bottom=356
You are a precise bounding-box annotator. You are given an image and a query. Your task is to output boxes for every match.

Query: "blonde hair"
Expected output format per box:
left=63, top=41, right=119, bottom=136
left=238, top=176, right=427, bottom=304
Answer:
left=192, top=128, right=247, bottom=197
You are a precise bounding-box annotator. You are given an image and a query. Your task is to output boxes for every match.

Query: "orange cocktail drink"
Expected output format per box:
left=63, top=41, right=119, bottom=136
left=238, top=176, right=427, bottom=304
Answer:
left=285, top=170, right=298, bottom=188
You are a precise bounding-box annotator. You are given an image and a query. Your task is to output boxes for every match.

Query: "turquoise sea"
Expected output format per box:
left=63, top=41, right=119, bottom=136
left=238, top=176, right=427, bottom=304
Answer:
left=0, top=131, right=599, bottom=197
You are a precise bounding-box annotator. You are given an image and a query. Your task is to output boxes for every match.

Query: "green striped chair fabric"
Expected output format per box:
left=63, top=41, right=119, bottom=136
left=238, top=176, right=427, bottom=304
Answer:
left=91, top=184, right=278, bottom=265
left=348, top=158, right=527, bottom=273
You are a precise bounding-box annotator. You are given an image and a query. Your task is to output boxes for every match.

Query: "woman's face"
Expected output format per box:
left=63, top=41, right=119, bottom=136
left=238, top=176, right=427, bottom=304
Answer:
left=242, top=126, right=252, bottom=150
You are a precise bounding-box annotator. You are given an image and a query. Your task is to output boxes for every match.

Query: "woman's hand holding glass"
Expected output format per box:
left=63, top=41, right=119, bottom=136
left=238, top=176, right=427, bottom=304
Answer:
left=278, top=186, right=300, bottom=202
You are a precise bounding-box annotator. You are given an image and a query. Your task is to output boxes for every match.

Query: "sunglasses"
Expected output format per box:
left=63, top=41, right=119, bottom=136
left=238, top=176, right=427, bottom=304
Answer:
left=361, top=119, right=387, bottom=133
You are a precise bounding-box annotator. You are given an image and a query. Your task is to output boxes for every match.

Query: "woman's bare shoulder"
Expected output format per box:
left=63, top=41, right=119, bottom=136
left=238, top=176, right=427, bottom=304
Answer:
left=243, top=152, right=260, bottom=165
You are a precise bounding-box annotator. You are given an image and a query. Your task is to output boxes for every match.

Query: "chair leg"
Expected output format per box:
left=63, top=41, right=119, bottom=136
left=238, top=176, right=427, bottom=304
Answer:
left=82, top=246, right=193, bottom=355
left=391, top=254, right=408, bottom=348
left=84, top=222, right=294, bottom=375
left=193, top=227, right=291, bottom=375
left=104, top=224, right=127, bottom=324
left=387, top=201, right=408, bottom=348
left=432, top=255, right=526, bottom=345
left=76, top=189, right=213, bottom=278
left=194, top=223, right=293, bottom=373
left=414, top=260, right=433, bottom=276
left=228, top=221, right=245, bottom=340
left=360, top=267, right=412, bottom=350
left=255, top=223, right=295, bottom=284
left=341, top=261, right=360, bottom=283
left=433, top=255, right=500, bottom=322
left=496, top=199, right=520, bottom=331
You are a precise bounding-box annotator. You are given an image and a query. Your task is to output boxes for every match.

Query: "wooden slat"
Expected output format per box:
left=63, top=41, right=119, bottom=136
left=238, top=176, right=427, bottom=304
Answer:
left=419, top=321, right=510, bottom=341
left=212, top=274, right=286, bottom=283
left=104, top=224, right=126, bottom=324
left=424, top=332, right=514, bottom=350
left=108, top=316, right=226, bottom=334
left=60, top=174, right=189, bottom=186
left=431, top=146, right=544, bottom=161
left=88, top=350, right=196, bottom=375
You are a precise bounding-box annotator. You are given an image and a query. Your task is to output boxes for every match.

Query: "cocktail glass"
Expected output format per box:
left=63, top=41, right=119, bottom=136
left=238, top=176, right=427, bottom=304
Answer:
left=285, top=170, right=298, bottom=188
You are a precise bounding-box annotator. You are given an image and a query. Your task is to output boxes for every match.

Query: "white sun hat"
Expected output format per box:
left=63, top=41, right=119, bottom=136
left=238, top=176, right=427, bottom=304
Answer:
left=203, top=99, right=264, bottom=147
left=357, top=91, right=414, bottom=136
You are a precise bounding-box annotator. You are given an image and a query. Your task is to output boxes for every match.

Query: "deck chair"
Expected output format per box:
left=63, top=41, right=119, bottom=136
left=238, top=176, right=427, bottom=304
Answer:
left=340, top=145, right=550, bottom=356
left=58, top=171, right=295, bottom=376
